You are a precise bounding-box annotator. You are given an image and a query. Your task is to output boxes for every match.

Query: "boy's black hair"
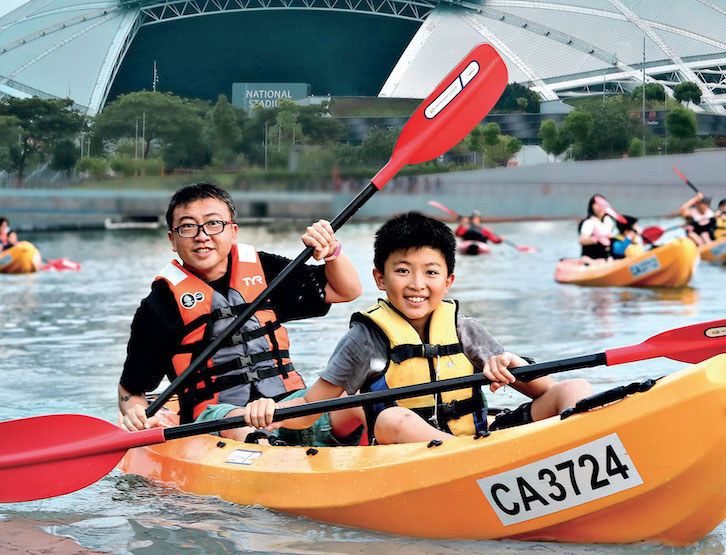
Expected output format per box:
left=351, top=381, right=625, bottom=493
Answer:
left=616, top=214, right=638, bottom=234
left=374, top=212, right=456, bottom=275
left=165, top=183, right=237, bottom=230
left=718, top=198, right=726, bottom=208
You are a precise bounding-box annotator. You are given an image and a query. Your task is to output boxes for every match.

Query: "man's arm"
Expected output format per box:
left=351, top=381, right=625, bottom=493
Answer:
left=118, top=384, right=159, bottom=431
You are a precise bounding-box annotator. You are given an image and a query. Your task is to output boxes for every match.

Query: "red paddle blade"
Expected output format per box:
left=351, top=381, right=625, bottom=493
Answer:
left=515, top=244, right=538, bottom=253
left=428, top=200, right=460, bottom=219
left=642, top=226, right=665, bottom=244
left=606, top=319, right=726, bottom=366
left=40, top=258, right=82, bottom=272
left=372, top=44, right=508, bottom=189
left=0, top=414, right=165, bottom=502
left=593, top=195, right=627, bottom=224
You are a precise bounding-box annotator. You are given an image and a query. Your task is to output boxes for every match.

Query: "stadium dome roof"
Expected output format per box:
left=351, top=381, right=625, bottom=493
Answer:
left=0, top=0, right=724, bottom=115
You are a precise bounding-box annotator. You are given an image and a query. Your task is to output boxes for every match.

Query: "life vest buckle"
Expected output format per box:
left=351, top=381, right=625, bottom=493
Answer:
left=422, top=344, right=442, bottom=358
left=215, top=306, right=235, bottom=319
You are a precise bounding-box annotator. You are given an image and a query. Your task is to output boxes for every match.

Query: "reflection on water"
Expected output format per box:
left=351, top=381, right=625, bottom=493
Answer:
left=1, top=221, right=724, bottom=553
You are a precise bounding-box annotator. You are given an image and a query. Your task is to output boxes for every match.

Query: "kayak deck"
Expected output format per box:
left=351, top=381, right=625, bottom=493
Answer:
left=555, top=238, right=698, bottom=287
left=119, top=355, right=726, bottom=546
left=699, top=236, right=726, bottom=264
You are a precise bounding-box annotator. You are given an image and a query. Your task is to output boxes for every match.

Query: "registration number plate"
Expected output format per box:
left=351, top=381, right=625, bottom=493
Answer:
left=477, top=433, right=643, bottom=525
left=710, top=242, right=726, bottom=258
left=628, top=256, right=660, bottom=278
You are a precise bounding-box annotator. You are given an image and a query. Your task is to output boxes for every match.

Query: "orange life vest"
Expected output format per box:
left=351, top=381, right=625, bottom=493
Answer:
left=156, top=243, right=305, bottom=422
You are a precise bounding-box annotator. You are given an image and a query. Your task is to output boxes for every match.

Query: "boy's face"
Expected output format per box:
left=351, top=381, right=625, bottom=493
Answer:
left=373, top=246, right=454, bottom=336
left=168, top=197, right=238, bottom=282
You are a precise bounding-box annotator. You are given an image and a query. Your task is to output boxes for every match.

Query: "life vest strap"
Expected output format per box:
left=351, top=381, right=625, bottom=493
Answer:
left=411, top=393, right=484, bottom=425
left=207, top=362, right=297, bottom=391
left=390, top=342, right=462, bottom=363
left=208, top=350, right=291, bottom=375
left=174, top=321, right=283, bottom=353
left=211, top=300, right=273, bottom=320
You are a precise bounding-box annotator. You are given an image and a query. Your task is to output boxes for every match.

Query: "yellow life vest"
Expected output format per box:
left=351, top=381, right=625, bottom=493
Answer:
left=716, top=215, right=726, bottom=239
left=355, top=298, right=486, bottom=437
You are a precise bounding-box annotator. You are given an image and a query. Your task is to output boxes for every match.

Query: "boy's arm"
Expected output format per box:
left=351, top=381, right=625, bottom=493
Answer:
left=244, top=379, right=346, bottom=431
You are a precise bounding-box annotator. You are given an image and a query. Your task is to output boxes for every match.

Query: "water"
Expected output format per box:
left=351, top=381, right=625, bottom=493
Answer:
left=1, top=218, right=724, bottom=554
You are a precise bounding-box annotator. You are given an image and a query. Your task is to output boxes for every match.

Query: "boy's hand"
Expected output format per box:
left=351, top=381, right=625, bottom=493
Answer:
left=302, top=219, right=338, bottom=260
left=119, top=405, right=160, bottom=431
left=244, top=397, right=281, bottom=430
left=482, top=352, right=530, bottom=393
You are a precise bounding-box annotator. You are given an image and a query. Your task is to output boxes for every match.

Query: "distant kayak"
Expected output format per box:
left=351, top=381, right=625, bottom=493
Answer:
left=698, top=236, right=726, bottom=264
left=555, top=237, right=698, bottom=287
left=457, top=240, right=491, bottom=255
left=0, top=241, right=42, bottom=274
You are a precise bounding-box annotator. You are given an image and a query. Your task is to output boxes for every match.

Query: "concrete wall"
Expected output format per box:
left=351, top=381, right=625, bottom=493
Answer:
left=2, top=150, right=724, bottom=230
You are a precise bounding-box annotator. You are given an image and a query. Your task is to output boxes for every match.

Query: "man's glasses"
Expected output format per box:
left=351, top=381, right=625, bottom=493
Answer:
left=172, top=220, right=233, bottom=238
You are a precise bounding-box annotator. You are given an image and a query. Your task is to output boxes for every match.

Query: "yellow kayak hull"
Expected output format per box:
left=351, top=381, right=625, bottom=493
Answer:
left=555, top=238, right=698, bottom=287
left=119, top=355, right=726, bottom=546
left=0, top=241, right=42, bottom=274
left=699, top=236, right=726, bottom=263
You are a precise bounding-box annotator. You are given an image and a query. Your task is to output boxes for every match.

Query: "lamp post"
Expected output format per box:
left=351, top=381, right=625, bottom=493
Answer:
left=642, top=37, right=646, bottom=157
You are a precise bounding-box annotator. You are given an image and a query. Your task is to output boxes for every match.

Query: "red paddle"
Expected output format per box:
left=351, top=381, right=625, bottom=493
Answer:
left=672, top=166, right=700, bottom=194
left=427, top=200, right=537, bottom=253
left=143, top=44, right=509, bottom=419
left=593, top=195, right=627, bottom=224
left=642, top=223, right=688, bottom=244
left=40, top=258, right=82, bottom=272
left=2, top=318, right=724, bottom=503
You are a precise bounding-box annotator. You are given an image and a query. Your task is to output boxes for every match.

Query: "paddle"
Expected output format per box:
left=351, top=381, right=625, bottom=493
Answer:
left=672, top=166, right=700, bottom=194
left=40, top=258, right=81, bottom=272
left=2, top=318, right=724, bottom=503
left=427, top=200, right=537, bottom=253
left=642, top=223, right=688, bottom=244
left=144, top=44, right=509, bottom=418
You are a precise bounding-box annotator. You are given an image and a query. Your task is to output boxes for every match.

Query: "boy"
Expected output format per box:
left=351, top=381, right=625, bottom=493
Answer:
left=244, top=212, right=592, bottom=444
left=612, top=215, right=644, bottom=258
left=678, top=192, right=715, bottom=245
left=716, top=199, right=726, bottom=240
left=118, top=183, right=362, bottom=442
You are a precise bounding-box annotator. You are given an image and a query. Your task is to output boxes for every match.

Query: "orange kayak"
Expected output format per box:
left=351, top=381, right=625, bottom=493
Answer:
left=0, top=241, right=42, bottom=274
left=555, top=238, right=698, bottom=287
left=699, top=236, right=726, bottom=263
left=119, top=354, right=726, bottom=546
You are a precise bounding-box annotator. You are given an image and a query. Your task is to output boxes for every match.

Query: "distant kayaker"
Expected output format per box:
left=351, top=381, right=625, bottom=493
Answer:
left=714, top=199, right=726, bottom=240
left=578, top=194, right=616, bottom=262
left=243, top=212, right=593, bottom=445
left=454, top=209, right=502, bottom=244
left=678, top=192, right=716, bottom=245
left=612, top=215, right=644, bottom=258
left=117, top=182, right=364, bottom=445
left=0, top=217, right=18, bottom=250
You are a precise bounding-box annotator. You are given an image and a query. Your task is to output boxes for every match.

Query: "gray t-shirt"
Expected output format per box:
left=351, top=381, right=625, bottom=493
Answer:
left=318, top=314, right=505, bottom=394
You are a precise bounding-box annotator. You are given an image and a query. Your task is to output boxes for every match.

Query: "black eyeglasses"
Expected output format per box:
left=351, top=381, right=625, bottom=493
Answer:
left=172, top=220, right=233, bottom=238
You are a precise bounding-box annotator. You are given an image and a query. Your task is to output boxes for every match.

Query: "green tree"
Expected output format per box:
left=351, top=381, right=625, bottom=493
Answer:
left=50, top=139, right=79, bottom=175
left=297, top=102, right=348, bottom=144
left=467, top=126, right=485, bottom=167
left=202, top=94, right=246, bottom=165
left=627, top=137, right=643, bottom=158
left=673, top=82, right=702, bottom=105
left=562, top=110, right=594, bottom=159
left=538, top=119, right=569, bottom=161
left=631, top=83, right=665, bottom=105
left=495, top=83, right=540, bottom=113
left=589, top=104, right=639, bottom=159
left=481, top=122, right=501, bottom=147
left=666, top=106, right=697, bottom=139
left=484, top=134, right=522, bottom=167
left=0, top=97, right=84, bottom=183
left=359, top=126, right=399, bottom=165
left=94, top=91, right=207, bottom=169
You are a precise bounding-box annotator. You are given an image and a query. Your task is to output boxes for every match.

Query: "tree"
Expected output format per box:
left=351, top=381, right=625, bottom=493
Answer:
left=50, top=139, right=79, bottom=175
left=484, top=134, right=521, bottom=167
left=467, top=126, right=485, bottom=167
left=673, top=82, right=702, bottom=105
left=589, top=104, right=639, bottom=159
left=630, top=83, right=665, bottom=104
left=538, top=119, right=569, bottom=161
left=359, top=126, right=399, bottom=165
left=94, top=91, right=207, bottom=169
left=666, top=106, right=697, bottom=139
left=627, top=137, right=643, bottom=158
left=481, top=122, right=501, bottom=148
left=562, top=110, right=594, bottom=159
left=202, top=94, right=246, bottom=165
left=495, top=83, right=541, bottom=113
left=0, top=97, right=84, bottom=183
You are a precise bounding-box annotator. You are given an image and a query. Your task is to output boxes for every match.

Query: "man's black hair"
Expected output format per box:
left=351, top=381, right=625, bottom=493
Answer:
left=616, top=214, right=638, bottom=234
left=374, top=212, right=456, bottom=275
left=165, top=183, right=237, bottom=230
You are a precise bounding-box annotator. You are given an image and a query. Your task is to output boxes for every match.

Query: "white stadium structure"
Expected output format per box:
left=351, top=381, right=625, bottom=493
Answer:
left=0, top=0, right=724, bottom=115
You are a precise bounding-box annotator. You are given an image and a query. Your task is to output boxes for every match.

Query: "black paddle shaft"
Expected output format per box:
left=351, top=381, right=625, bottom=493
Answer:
left=162, top=352, right=607, bottom=440
left=146, top=182, right=379, bottom=417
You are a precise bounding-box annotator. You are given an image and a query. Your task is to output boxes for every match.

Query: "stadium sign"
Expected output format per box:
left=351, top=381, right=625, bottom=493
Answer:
left=232, top=83, right=311, bottom=113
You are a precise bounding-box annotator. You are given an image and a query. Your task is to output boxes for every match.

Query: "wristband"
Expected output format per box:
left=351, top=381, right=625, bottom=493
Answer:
left=324, top=240, right=342, bottom=262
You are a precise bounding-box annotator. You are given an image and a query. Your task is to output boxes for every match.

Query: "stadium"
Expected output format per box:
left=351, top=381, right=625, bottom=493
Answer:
left=0, top=0, right=724, bottom=116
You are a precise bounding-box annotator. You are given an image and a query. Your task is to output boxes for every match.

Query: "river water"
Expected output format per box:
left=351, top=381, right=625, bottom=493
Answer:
left=1, top=218, right=724, bottom=554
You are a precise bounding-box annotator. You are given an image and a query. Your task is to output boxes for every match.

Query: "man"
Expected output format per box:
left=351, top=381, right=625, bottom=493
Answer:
left=118, top=183, right=361, bottom=441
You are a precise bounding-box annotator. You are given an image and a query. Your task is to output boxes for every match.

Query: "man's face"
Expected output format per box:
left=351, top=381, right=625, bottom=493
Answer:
left=168, top=197, right=238, bottom=282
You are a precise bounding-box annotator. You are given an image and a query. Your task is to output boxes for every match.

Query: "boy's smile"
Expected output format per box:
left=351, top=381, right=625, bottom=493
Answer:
left=373, top=246, right=455, bottom=338
left=168, top=197, right=238, bottom=282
